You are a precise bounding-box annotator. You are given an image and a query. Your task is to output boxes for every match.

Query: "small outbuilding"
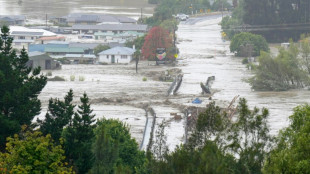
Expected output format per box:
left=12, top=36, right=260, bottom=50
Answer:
left=98, top=46, right=135, bottom=64
left=27, top=52, right=61, bottom=70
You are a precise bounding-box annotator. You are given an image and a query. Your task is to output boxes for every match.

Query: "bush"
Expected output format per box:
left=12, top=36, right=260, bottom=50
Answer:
left=142, top=77, right=147, bottom=81
left=242, top=58, right=248, bottom=64
left=230, top=32, right=269, bottom=57
left=47, top=76, right=65, bottom=81
left=70, top=75, right=75, bottom=81
left=79, top=76, right=85, bottom=81
left=47, top=71, right=52, bottom=76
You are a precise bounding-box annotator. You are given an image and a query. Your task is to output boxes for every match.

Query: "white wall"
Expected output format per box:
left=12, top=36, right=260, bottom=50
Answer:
left=99, top=54, right=132, bottom=64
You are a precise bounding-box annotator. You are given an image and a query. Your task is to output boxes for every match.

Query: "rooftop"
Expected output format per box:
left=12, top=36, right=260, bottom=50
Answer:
left=72, top=24, right=147, bottom=32
left=45, top=47, right=85, bottom=53
left=99, top=46, right=135, bottom=55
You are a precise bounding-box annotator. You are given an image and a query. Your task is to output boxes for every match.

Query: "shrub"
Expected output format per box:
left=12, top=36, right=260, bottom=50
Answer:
left=47, top=76, right=65, bottom=81
left=142, top=77, right=147, bottom=81
left=47, top=71, right=52, bottom=76
left=242, top=58, right=248, bottom=64
left=230, top=32, right=269, bottom=57
left=79, top=76, right=85, bottom=81
left=70, top=75, right=75, bottom=81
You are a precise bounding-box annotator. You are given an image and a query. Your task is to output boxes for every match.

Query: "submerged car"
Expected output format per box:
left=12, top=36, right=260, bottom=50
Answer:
left=176, top=13, right=189, bottom=21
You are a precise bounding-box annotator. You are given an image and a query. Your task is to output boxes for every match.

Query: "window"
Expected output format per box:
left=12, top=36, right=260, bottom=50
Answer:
left=107, top=55, right=109, bottom=59
left=19, top=36, right=25, bottom=39
left=121, top=55, right=127, bottom=59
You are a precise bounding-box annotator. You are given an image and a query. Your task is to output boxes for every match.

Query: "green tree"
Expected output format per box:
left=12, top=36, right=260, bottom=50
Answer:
left=0, top=26, right=47, bottom=149
left=225, top=98, right=272, bottom=174
left=37, top=89, right=75, bottom=142
left=92, top=119, right=146, bottom=174
left=250, top=42, right=309, bottom=91
left=263, top=104, right=310, bottom=174
left=188, top=101, right=228, bottom=148
left=230, top=32, right=269, bottom=57
left=63, top=92, right=96, bottom=174
left=94, top=44, right=110, bottom=56
left=0, top=127, right=74, bottom=173
left=300, top=35, right=310, bottom=74
left=125, top=35, right=146, bottom=51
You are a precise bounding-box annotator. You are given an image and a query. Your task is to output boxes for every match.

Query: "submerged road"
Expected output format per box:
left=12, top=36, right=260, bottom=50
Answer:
left=176, top=14, right=310, bottom=135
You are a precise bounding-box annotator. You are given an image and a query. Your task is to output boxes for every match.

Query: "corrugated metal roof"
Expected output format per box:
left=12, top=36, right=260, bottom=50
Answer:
left=45, top=47, right=85, bottom=53
left=69, top=43, right=100, bottom=49
left=63, top=13, right=136, bottom=24
left=72, top=24, right=147, bottom=32
left=99, top=46, right=135, bottom=55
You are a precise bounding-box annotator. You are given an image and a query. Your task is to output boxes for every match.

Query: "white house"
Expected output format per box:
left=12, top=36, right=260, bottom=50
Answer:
left=98, top=46, right=135, bottom=64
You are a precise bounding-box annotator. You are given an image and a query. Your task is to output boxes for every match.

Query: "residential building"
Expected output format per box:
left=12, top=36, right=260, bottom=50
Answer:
left=52, top=13, right=137, bottom=26
left=0, top=15, right=26, bottom=25
left=98, top=46, right=135, bottom=64
left=71, top=24, right=147, bottom=34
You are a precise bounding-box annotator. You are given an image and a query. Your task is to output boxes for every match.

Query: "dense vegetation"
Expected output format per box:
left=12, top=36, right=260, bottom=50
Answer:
left=230, top=32, right=269, bottom=57
left=221, top=0, right=310, bottom=42
left=0, top=26, right=47, bottom=150
left=250, top=39, right=310, bottom=91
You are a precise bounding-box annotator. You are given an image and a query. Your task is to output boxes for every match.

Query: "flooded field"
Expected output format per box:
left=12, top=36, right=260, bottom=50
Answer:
left=0, top=0, right=154, bottom=23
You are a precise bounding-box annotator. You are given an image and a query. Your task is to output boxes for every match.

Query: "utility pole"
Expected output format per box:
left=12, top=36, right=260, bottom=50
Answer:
left=46, top=14, right=47, bottom=29
left=140, top=8, right=143, bottom=22
left=221, top=0, right=223, bottom=19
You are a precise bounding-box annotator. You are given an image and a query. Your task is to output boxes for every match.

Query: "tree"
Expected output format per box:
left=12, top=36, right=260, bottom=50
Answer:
left=125, top=35, right=145, bottom=51
left=300, top=35, right=310, bottom=74
left=91, top=119, right=146, bottom=174
left=250, top=42, right=310, bottom=91
left=230, top=32, right=269, bottom=57
left=152, top=120, right=168, bottom=161
left=141, top=26, right=173, bottom=60
left=37, top=89, right=75, bottom=142
left=188, top=102, right=228, bottom=148
left=263, top=104, right=310, bottom=174
left=225, top=98, right=272, bottom=174
left=0, top=26, right=47, bottom=149
left=63, top=92, right=96, bottom=174
left=94, top=44, right=110, bottom=56
left=0, top=127, right=74, bottom=173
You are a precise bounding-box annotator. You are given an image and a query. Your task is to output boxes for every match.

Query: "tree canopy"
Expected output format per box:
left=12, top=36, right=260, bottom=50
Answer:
left=0, top=127, right=74, bottom=174
left=0, top=26, right=47, bottom=149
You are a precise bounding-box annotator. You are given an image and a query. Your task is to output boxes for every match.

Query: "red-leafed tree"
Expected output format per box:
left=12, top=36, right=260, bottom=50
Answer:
left=141, top=26, right=173, bottom=60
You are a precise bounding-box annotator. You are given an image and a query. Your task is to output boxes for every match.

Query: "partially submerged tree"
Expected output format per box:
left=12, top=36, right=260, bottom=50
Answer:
left=0, top=26, right=47, bottom=149
left=141, top=26, right=172, bottom=60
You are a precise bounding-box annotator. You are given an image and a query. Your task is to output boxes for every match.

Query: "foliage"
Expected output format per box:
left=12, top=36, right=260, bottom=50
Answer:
left=37, top=90, right=75, bottom=142
left=263, top=104, right=310, bottom=174
left=151, top=120, right=168, bottom=161
left=63, top=93, right=96, bottom=174
left=94, top=44, right=110, bottom=56
left=91, top=119, right=146, bottom=174
left=0, top=26, right=47, bottom=149
left=0, top=127, right=74, bottom=173
left=211, top=0, right=231, bottom=11
left=141, top=26, right=172, bottom=60
left=225, top=98, right=272, bottom=174
left=142, top=77, right=147, bottom=81
left=125, top=35, right=145, bottom=51
left=187, top=102, right=228, bottom=148
left=159, top=19, right=178, bottom=33
left=300, top=34, right=310, bottom=74
left=222, top=0, right=310, bottom=41
left=250, top=43, right=310, bottom=91
left=230, top=32, right=269, bottom=57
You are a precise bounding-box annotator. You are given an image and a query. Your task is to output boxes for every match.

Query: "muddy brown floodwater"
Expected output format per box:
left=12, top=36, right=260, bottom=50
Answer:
left=177, top=14, right=310, bottom=135
left=0, top=0, right=154, bottom=23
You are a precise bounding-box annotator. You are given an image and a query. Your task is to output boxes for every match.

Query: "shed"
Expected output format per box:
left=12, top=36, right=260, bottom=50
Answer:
left=27, top=52, right=61, bottom=70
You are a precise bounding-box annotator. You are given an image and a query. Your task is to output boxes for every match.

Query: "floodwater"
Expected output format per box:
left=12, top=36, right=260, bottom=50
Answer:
left=177, top=15, right=310, bottom=135
left=0, top=0, right=154, bottom=22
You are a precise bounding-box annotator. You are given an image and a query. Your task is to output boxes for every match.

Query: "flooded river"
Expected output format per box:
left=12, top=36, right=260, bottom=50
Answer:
left=0, top=0, right=154, bottom=23
left=177, top=15, right=310, bottom=135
